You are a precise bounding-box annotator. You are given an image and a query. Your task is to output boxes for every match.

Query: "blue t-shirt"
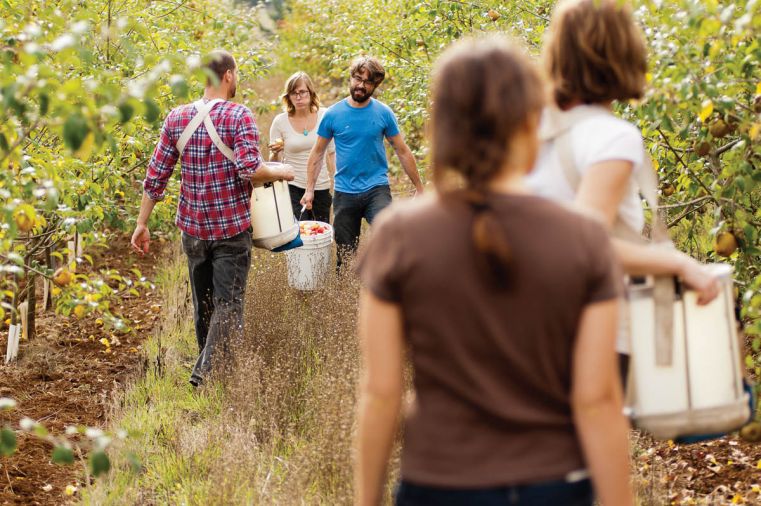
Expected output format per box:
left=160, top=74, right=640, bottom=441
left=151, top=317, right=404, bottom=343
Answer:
left=317, top=98, right=400, bottom=194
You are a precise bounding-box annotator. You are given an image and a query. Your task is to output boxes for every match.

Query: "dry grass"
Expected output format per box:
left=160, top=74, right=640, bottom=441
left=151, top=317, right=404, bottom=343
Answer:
left=84, top=246, right=376, bottom=505
left=203, top=250, right=364, bottom=504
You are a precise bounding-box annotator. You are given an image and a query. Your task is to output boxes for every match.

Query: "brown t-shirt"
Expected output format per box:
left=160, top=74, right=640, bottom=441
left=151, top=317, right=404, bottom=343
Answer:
left=356, top=192, right=621, bottom=488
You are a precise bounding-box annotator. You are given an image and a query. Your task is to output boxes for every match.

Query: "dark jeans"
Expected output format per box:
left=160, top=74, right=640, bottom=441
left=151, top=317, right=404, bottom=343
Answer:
left=333, top=184, right=392, bottom=270
left=618, top=352, right=630, bottom=390
left=395, top=478, right=594, bottom=506
left=181, top=230, right=252, bottom=385
left=289, top=184, right=332, bottom=223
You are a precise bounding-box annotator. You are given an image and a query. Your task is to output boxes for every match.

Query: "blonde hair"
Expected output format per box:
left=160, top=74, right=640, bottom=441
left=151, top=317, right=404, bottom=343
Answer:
left=544, top=0, right=648, bottom=108
left=280, top=72, right=320, bottom=115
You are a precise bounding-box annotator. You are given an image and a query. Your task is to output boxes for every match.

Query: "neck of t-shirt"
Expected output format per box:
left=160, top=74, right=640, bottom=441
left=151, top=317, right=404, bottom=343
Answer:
left=346, top=97, right=373, bottom=109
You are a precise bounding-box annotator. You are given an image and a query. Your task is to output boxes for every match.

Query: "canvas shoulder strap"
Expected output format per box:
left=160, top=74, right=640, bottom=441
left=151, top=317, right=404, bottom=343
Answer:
left=176, top=99, right=235, bottom=162
left=543, top=106, right=670, bottom=244
left=544, top=106, right=676, bottom=368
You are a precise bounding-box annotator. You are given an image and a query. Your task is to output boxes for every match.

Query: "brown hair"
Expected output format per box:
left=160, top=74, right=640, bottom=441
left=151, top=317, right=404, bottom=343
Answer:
left=280, top=71, right=321, bottom=115
left=430, top=36, right=544, bottom=287
left=204, top=49, right=236, bottom=86
left=544, top=0, right=648, bottom=109
left=349, top=56, right=386, bottom=86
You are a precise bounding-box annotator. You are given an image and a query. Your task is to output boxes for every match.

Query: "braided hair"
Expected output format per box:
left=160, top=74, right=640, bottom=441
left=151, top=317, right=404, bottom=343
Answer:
left=429, top=36, right=544, bottom=287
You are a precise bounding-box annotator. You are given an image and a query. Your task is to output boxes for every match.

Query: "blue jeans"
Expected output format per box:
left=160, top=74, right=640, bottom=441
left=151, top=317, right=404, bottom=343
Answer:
left=333, top=184, right=392, bottom=269
left=395, top=478, right=594, bottom=506
left=181, top=230, right=252, bottom=385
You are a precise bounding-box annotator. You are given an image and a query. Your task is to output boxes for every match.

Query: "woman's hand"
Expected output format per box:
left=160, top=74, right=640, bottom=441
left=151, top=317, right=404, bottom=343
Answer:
left=268, top=137, right=284, bottom=154
left=678, top=254, right=721, bottom=305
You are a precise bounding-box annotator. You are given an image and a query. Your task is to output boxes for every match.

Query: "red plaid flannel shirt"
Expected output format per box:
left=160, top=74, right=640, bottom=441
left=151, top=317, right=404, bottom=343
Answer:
left=143, top=99, right=262, bottom=240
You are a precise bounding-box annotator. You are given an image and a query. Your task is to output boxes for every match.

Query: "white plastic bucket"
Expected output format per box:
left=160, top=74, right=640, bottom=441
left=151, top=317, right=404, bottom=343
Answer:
left=286, top=221, right=334, bottom=290
left=250, top=166, right=298, bottom=250
left=627, top=263, right=749, bottom=439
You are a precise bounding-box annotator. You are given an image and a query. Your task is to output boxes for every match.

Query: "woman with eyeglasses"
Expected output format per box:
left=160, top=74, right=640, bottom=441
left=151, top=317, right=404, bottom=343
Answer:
left=269, top=71, right=336, bottom=223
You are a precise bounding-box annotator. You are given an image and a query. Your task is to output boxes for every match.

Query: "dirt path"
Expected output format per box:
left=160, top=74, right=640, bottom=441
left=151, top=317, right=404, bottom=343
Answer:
left=0, top=238, right=168, bottom=505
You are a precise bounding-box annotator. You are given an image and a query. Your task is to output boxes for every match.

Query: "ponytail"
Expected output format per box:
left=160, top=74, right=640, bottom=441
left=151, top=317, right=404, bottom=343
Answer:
left=459, top=190, right=512, bottom=289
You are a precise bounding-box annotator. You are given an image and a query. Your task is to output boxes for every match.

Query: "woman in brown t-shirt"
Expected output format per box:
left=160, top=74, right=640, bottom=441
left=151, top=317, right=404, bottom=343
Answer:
left=354, top=36, right=633, bottom=506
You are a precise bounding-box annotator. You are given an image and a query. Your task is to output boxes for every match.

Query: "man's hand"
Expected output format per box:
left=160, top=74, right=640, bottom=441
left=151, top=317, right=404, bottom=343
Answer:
left=131, top=223, right=150, bottom=256
left=239, top=163, right=295, bottom=184
left=277, top=164, right=295, bottom=182
left=300, top=189, right=315, bottom=210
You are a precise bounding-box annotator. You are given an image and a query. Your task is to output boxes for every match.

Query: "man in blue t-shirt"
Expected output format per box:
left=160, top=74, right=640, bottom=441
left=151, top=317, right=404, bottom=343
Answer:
left=300, top=56, right=424, bottom=269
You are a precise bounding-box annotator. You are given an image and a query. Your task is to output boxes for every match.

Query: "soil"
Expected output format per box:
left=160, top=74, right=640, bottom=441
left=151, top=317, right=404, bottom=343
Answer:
left=635, top=433, right=761, bottom=504
left=0, top=237, right=168, bottom=506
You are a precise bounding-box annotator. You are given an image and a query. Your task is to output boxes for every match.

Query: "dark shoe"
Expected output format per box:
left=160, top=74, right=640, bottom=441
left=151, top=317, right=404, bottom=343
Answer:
left=189, top=376, right=202, bottom=388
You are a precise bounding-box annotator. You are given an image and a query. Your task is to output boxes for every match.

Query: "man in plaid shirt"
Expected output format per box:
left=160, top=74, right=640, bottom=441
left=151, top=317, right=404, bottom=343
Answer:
left=131, top=50, right=294, bottom=386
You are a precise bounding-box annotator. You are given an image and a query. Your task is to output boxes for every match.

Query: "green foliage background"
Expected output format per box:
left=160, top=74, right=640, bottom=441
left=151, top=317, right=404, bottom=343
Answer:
left=0, top=0, right=270, bottom=324
left=275, top=0, right=761, bottom=366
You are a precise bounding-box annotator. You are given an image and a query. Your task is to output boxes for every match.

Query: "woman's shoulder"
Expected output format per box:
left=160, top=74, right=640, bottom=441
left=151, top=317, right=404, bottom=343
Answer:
left=272, top=112, right=289, bottom=125
left=570, top=107, right=643, bottom=142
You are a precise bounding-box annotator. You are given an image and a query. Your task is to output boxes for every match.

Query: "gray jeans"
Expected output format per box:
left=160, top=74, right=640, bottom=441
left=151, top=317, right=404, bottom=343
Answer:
left=181, top=230, right=252, bottom=385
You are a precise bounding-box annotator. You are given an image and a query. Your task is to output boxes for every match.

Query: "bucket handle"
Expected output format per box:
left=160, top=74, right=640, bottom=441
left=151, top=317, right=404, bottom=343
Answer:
left=299, top=204, right=316, bottom=222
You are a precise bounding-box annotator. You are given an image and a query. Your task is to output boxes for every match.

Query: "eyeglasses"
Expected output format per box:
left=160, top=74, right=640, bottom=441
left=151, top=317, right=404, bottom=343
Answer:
left=350, top=75, right=376, bottom=87
left=289, top=90, right=310, bottom=98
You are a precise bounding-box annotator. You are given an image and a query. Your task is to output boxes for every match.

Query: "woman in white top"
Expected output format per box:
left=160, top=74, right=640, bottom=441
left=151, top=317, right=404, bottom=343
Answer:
left=527, top=0, right=720, bottom=376
left=269, top=71, right=336, bottom=223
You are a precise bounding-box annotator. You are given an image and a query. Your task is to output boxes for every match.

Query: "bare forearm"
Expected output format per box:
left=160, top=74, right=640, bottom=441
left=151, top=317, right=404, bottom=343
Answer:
left=612, top=238, right=687, bottom=277
left=137, top=192, right=158, bottom=226
left=306, top=151, right=325, bottom=192
left=247, top=163, right=291, bottom=184
left=356, top=391, right=401, bottom=506
left=327, top=152, right=336, bottom=178
left=397, top=149, right=423, bottom=191
left=574, top=399, right=633, bottom=506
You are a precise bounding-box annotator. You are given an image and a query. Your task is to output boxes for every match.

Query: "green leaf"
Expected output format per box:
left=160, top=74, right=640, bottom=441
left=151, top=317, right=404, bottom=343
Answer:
left=118, top=102, right=134, bottom=124
left=0, top=427, right=17, bottom=457
left=39, top=93, right=49, bottom=116
left=0, top=133, right=8, bottom=153
left=143, top=99, right=160, bottom=124
left=89, top=450, right=110, bottom=477
left=169, top=75, right=189, bottom=98
left=62, top=113, right=90, bottom=152
left=51, top=445, right=75, bottom=465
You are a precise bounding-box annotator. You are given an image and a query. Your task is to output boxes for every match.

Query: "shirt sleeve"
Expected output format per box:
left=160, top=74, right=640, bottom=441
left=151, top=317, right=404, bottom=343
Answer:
left=583, top=220, right=624, bottom=304
left=577, top=119, right=644, bottom=174
left=234, top=107, right=262, bottom=177
left=317, top=110, right=336, bottom=153
left=316, top=108, right=334, bottom=140
left=354, top=207, right=404, bottom=302
left=383, top=105, right=401, bottom=138
left=143, top=113, right=179, bottom=202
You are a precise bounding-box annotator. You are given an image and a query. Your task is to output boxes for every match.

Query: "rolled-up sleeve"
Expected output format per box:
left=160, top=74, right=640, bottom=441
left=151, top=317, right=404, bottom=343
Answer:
left=143, top=116, right=179, bottom=201
left=234, top=108, right=262, bottom=178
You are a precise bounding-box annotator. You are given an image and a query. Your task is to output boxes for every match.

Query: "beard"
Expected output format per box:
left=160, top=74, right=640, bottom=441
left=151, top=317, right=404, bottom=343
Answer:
left=350, top=85, right=373, bottom=103
left=229, top=83, right=237, bottom=99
